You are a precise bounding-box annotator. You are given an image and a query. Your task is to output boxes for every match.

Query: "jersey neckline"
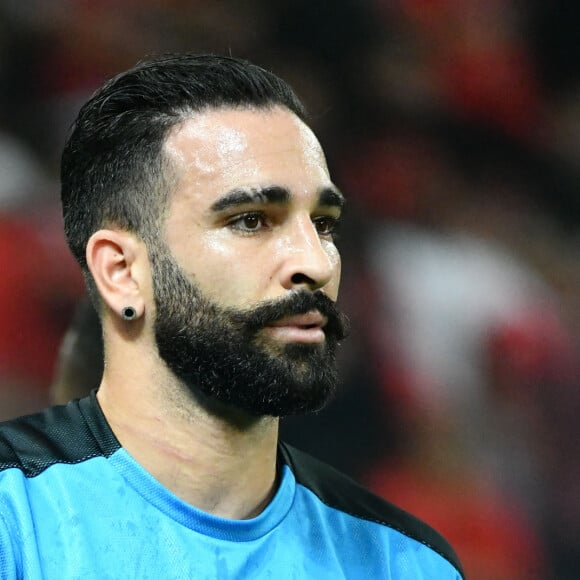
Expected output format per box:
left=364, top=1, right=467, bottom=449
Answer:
left=108, top=450, right=296, bottom=542
left=84, top=390, right=296, bottom=542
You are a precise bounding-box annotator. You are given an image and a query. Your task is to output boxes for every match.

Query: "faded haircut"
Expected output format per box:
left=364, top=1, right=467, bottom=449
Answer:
left=60, top=53, right=307, bottom=301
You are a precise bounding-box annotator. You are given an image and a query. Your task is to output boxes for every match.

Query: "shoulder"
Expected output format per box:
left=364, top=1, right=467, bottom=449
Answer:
left=279, top=442, right=464, bottom=578
left=0, top=393, right=118, bottom=478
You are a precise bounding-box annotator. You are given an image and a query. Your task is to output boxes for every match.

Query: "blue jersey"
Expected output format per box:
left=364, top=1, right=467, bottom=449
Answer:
left=0, top=393, right=463, bottom=578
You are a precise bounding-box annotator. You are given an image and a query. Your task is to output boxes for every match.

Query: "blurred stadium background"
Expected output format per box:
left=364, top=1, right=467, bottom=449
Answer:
left=1, top=1, right=580, bottom=577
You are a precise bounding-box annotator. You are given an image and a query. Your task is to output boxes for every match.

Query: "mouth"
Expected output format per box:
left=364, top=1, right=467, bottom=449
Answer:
left=263, top=310, right=327, bottom=343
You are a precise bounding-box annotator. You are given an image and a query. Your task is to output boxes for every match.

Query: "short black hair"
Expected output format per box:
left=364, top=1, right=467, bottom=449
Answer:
left=60, top=53, right=308, bottom=296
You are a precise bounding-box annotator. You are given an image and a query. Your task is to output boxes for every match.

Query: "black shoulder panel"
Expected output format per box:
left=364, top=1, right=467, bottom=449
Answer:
left=0, top=391, right=120, bottom=478
left=279, top=442, right=464, bottom=578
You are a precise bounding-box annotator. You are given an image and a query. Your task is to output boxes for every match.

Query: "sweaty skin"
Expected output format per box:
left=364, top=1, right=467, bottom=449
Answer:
left=163, top=106, right=341, bottom=312
left=94, top=106, right=344, bottom=519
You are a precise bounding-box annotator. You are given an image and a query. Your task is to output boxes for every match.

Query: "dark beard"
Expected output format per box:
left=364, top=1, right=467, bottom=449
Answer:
left=150, top=246, right=349, bottom=418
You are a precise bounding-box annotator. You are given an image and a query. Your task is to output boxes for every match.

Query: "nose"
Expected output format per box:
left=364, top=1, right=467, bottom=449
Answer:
left=278, top=215, right=338, bottom=292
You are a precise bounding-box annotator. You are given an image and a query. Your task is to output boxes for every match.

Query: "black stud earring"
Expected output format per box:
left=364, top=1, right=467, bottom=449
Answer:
left=121, top=306, right=137, bottom=321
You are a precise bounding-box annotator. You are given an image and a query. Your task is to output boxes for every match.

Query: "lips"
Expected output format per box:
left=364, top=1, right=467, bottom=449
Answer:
left=267, top=311, right=327, bottom=329
left=264, top=310, right=327, bottom=343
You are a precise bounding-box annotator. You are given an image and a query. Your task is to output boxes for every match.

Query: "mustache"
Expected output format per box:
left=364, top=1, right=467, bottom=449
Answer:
left=229, top=290, right=350, bottom=341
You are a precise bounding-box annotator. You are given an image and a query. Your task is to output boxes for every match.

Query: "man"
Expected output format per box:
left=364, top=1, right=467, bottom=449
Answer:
left=0, top=54, right=463, bottom=578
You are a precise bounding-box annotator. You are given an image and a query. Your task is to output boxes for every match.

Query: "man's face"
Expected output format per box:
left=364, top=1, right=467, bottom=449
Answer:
left=151, top=106, right=348, bottom=417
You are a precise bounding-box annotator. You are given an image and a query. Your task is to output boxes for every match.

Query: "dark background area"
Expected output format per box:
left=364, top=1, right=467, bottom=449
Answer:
left=1, top=1, right=580, bottom=577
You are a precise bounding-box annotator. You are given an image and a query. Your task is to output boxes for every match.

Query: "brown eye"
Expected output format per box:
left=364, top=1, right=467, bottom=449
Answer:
left=313, top=216, right=338, bottom=236
left=242, top=214, right=261, bottom=230
left=228, top=212, right=267, bottom=233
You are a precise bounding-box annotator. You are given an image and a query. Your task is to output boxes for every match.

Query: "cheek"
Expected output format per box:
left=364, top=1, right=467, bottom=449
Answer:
left=191, top=234, right=262, bottom=305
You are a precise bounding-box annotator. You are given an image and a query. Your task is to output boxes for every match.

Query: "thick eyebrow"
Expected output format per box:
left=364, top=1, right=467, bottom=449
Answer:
left=318, top=186, right=345, bottom=210
left=209, top=184, right=345, bottom=213
left=210, top=186, right=290, bottom=212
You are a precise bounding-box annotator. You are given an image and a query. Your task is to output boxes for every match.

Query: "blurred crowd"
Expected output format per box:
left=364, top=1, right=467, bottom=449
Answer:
left=2, top=1, right=580, bottom=577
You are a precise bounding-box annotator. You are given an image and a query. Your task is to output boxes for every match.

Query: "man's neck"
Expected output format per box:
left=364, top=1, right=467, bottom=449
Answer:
left=96, top=371, right=280, bottom=520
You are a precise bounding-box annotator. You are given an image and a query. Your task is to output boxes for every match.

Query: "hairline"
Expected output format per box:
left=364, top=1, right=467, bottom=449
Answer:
left=152, top=102, right=306, bottom=240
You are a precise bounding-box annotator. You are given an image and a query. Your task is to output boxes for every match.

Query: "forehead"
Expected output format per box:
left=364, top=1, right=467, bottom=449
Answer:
left=163, top=106, right=331, bottom=205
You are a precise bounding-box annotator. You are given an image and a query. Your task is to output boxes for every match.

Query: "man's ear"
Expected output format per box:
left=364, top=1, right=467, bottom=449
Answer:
left=86, top=229, right=147, bottom=320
